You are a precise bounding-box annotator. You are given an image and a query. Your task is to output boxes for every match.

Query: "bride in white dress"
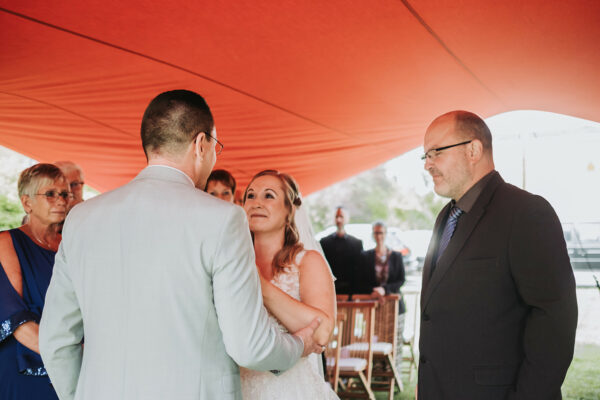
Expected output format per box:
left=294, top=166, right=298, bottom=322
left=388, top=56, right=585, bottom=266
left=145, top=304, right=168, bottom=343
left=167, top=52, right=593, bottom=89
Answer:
left=240, top=170, right=339, bottom=399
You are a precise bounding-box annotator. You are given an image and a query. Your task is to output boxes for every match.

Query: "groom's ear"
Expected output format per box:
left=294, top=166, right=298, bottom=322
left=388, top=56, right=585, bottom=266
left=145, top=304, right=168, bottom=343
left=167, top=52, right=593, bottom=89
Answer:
left=194, top=132, right=207, bottom=160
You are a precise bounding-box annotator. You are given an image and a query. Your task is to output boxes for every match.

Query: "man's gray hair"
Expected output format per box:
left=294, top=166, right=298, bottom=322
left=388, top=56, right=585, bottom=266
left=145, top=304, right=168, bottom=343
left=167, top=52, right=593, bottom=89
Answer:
left=54, top=161, right=84, bottom=177
left=372, top=221, right=387, bottom=230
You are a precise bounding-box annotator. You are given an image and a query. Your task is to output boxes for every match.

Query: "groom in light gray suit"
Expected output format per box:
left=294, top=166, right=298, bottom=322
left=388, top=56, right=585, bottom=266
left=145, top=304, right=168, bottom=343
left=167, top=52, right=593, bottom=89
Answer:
left=39, top=90, right=321, bottom=400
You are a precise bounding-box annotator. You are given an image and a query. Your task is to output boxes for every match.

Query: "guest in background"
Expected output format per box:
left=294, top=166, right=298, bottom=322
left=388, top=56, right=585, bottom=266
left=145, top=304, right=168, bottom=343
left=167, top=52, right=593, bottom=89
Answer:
left=205, top=169, right=236, bottom=203
left=320, top=206, right=363, bottom=294
left=54, top=161, right=85, bottom=211
left=0, top=163, right=68, bottom=400
left=356, top=221, right=406, bottom=371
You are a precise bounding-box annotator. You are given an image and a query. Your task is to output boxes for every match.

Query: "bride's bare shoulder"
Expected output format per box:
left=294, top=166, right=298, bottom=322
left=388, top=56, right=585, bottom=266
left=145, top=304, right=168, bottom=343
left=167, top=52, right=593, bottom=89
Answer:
left=297, top=250, right=329, bottom=273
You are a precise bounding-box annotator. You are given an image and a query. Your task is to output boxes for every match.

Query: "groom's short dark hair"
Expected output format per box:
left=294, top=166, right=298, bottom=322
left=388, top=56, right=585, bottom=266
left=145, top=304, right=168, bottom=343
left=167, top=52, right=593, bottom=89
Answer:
left=141, top=90, right=214, bottom=159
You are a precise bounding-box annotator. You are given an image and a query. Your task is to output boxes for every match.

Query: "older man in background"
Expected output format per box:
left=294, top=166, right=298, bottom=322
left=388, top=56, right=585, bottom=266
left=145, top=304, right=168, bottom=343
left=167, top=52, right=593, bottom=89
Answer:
left=54, top=161, right=85, bottom=211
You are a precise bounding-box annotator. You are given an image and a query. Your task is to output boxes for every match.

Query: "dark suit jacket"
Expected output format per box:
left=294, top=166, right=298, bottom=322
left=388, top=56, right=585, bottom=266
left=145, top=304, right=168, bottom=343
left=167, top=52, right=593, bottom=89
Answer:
left=418, top=172, right=577, bottom=400
left=320, top=232, right=363, bottom=294
left=356, top=249, right=406, bottom=295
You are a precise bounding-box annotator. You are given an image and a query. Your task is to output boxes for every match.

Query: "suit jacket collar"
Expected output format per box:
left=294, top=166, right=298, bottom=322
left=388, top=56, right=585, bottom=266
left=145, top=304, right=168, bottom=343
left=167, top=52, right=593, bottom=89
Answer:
left=421, top=171, right=504, bottom=310
left=134, top=165, right=195, bottom=187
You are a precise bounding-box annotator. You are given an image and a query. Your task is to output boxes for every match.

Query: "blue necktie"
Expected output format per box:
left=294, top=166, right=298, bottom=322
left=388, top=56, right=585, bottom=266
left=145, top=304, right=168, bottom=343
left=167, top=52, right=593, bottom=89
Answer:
left=435, top=206, right=463, bottom=264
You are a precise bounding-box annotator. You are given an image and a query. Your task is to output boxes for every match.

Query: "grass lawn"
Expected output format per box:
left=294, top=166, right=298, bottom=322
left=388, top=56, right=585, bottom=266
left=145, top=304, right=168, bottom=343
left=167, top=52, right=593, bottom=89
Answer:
left=372, top=344, right=600, bottom=400
left=562, top=344, right=600, bottom=400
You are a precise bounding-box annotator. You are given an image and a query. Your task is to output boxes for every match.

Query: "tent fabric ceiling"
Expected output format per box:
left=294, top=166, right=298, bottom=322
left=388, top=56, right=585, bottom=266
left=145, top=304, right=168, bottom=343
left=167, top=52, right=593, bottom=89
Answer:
left=1, top=1, right=599, bottom=194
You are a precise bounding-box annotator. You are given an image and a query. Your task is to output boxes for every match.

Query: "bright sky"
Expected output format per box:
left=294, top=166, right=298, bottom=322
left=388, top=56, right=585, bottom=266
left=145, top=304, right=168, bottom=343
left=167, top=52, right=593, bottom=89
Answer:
left=385, top=110, right=600, bottom=222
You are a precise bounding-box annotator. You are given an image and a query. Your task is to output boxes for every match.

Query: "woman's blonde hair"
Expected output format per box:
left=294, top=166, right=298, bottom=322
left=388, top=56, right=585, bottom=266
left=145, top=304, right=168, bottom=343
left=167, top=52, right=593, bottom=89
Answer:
left=244, top=170, right=304, bottom=275
left=18, top=163, right=65, bottom=199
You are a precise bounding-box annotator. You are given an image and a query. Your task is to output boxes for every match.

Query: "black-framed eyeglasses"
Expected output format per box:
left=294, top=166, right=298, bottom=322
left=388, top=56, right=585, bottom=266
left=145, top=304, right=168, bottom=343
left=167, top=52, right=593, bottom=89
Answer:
left=198, top=132, right=224, bottom=155
left=421, top=140, right=472, bottom=161
left=36, top=190, right=70, bottom=202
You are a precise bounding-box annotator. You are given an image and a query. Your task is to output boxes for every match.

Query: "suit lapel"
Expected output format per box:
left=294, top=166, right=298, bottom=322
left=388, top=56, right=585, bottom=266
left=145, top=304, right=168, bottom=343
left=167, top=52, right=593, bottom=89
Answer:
left=421, top=173, right=504, bottom=311
left=421, top=202, right=451, bottom=299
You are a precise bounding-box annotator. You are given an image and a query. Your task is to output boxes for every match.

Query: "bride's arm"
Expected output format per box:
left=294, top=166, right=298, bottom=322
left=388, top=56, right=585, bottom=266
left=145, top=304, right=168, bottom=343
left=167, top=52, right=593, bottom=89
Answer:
left=260, top=250, right=336, bottom=346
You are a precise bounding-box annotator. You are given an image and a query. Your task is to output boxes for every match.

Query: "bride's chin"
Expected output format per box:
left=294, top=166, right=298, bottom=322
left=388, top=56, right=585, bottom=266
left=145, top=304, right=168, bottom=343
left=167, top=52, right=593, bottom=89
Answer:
left=250, top=225, right=285, bottom=237
left=249, top=225, right=266, bottom=234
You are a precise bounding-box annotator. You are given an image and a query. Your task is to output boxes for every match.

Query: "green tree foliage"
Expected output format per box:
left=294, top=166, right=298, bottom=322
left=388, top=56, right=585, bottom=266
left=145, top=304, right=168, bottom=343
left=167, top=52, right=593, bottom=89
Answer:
left=306, top=201, right=331, bottom=233
left=349, top=167, right=394, bottom=223
left=394, top=192, right=446, bottom=230
left=305, top=167, right=446, bottom=233
left=0, top=194, right=24, bottom=230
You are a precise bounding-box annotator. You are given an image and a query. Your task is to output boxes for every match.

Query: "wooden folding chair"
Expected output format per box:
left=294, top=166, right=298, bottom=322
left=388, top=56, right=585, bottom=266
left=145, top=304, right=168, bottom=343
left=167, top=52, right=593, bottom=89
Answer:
left=352, top=294, right=403, bottom=399
left=325, top=317, right=344, bottom=392
left=336, top=300, right=377, bottom=400
left=401, top=290, right=420, bottom=382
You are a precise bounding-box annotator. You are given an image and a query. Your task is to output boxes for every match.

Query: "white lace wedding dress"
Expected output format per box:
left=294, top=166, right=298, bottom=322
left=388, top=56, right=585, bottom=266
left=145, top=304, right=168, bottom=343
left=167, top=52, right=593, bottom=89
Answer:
left=240, top=250, right=339, bottom=399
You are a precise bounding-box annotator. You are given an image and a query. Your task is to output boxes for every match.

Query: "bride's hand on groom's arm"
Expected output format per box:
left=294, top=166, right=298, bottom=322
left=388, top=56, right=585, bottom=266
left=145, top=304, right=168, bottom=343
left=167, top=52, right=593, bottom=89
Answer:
left=293, top=317, right=324, bottom=357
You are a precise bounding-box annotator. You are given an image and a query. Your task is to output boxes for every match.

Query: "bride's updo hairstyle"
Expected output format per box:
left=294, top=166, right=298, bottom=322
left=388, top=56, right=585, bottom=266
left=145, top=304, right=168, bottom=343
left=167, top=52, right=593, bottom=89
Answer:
left=244, top=169, right=304, bottom=274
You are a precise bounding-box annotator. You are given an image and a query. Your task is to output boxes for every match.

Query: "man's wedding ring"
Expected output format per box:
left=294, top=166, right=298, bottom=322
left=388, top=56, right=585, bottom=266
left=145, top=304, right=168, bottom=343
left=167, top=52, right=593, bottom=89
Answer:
left=321, top=345, right=326, bottom=352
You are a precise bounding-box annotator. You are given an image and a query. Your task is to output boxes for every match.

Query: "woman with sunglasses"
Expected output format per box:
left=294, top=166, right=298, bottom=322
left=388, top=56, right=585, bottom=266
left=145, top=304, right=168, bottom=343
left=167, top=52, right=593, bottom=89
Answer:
left=0, top=163, right=68, bottom=399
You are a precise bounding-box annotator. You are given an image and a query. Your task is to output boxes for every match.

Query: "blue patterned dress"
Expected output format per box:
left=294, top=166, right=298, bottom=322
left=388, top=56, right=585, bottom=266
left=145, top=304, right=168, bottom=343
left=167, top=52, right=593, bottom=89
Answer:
left=0, top=229, right=59, bottom=399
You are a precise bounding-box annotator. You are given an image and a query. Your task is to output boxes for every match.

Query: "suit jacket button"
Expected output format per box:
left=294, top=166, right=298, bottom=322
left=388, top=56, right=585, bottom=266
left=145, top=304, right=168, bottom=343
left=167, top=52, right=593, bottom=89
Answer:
left=420, top=356, right=427, bottom=364
left=422, top=313, right=430, bottom=321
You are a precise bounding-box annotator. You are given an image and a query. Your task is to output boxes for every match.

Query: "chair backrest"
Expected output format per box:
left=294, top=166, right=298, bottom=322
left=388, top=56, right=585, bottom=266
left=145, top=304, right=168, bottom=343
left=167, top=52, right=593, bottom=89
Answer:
left=325, top=317, right=344, bottom=391
left=351, top=294, right=400, bottom=356
left=337, top=300, right=377, bottom=383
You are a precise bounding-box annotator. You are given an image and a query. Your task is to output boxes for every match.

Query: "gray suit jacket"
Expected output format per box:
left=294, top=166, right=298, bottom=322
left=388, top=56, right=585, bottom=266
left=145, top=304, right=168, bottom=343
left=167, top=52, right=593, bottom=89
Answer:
left=40, top=166, right=302, bottom=400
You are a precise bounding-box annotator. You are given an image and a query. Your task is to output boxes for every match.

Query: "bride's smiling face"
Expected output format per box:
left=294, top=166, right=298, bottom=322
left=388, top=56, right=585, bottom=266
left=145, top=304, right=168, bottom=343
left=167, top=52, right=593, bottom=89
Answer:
left=244, top=175, right=288, bottom=234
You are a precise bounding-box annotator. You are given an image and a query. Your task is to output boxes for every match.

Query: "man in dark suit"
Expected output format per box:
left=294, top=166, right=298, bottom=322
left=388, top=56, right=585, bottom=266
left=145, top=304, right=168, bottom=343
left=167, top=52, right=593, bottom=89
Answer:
left=320, top=206, right=363, bottom=294
left=418, top=111, right=577, bottom=399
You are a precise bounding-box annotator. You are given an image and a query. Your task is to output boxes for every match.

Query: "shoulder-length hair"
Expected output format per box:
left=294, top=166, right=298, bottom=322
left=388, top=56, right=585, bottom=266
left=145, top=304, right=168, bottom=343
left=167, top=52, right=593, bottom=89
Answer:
left=244, top=170, right=304, bottom=275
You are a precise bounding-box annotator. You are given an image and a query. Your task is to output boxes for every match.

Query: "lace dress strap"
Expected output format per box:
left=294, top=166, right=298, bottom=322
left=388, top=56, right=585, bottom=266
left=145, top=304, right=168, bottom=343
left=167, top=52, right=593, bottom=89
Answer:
left=294, top=249, right=307, bottom=267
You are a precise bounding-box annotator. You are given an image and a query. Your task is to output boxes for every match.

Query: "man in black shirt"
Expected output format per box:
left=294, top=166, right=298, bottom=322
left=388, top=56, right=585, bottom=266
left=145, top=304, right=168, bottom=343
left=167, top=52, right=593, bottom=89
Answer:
left=320, top=206, right=363, bottom=295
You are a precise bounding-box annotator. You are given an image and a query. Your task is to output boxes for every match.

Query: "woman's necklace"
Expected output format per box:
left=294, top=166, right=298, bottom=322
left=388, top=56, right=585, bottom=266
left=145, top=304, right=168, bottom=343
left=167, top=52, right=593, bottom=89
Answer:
left=30, top=227, right=53, bottom=249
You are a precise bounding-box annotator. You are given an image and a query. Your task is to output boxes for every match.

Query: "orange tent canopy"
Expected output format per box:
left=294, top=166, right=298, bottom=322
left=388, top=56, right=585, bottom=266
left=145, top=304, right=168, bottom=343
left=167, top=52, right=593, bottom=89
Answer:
left=1, top=1, right=599, bottom=194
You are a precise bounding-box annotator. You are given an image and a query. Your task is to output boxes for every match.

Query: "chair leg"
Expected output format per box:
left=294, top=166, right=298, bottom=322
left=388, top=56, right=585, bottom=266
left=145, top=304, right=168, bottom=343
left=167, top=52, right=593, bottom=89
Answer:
left=387, top=378, right=395, bottom=400
left=388, top=354, right=404, bottom=392
left=338, top=374, right=376, bottom=400
left=402, top=339, right=417, bottom=382
left=408, top=343, right=416, bottom=382
left=357, top=372, right=376, bottom=400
